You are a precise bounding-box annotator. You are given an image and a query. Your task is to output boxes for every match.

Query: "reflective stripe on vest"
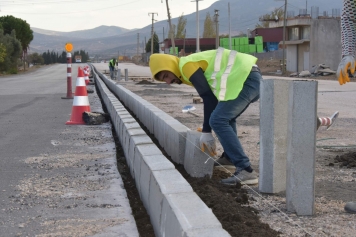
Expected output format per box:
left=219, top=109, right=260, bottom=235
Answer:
left=219, top=50, right=237, bottom=100
left=178, top=48, right=257, bottom=101
left=211, top=47, right=224, bottom=93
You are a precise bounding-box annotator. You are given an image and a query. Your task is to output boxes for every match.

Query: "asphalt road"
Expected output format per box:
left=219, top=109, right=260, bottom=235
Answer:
left=0, top=64, right=139, bottom=236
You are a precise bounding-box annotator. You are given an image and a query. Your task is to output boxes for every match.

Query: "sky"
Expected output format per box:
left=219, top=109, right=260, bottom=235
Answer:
left=0, top=0, right=218, bottom=32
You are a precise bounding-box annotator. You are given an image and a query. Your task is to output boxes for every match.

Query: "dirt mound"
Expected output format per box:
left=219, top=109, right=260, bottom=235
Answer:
left=333, top=151, right=356, bottom=168
left=136, top=79, right=154, bottom=85
left=176, top=165, right=280, bottom=237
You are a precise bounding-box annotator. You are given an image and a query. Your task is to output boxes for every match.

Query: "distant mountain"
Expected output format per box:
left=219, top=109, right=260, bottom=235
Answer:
left=29, top=0, right=342, bottom=59
left=31, top=25, right=132, bottom=39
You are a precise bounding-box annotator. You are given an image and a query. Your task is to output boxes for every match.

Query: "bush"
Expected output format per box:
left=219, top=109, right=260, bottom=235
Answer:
left=8, top=67, right=17, bottom=74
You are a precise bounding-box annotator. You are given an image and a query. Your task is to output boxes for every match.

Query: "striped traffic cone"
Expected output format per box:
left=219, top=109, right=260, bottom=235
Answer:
left=84, top=66, right=90, bottom=85
left=66, top=67, right=91, bottom=125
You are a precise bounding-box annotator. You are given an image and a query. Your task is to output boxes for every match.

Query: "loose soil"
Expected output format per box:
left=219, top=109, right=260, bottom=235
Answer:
left=113, top=117, right=280, bottom=237
left=333, top=151, right=356, bottom=168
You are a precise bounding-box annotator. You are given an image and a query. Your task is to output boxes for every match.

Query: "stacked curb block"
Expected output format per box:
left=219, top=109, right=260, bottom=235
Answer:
left=90, top=65, right=230, bottom=237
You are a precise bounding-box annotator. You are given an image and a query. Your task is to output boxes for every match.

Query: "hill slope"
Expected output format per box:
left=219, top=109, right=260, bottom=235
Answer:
left=31, top=25, right=132, bottom=39
left=29, top=0, right=342, bottom=58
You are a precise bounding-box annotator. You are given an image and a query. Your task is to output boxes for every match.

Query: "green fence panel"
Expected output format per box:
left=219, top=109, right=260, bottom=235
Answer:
left=255, top=36, right=263, bottom=44
left=240, top=45, right=248, bottom=53
left=170, top=47, right=178, bottom=54
left=256, top=44, right=264, bottom=53
left=240, top=37, right=248, bottom=45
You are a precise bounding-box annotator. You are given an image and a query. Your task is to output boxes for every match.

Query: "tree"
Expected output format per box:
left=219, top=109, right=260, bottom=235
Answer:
left=0, top=29, right=22, bottom=73
left=0, top=15, right=33, bottom=70
left=176, top=13, right=187, bottom=38
left=168, top=24, right=176, bottom=39
left=71, top=50, right=90, bottom=63
left=145, top=32, right=159, bottom=53
left=58, top=51, right=67, bottom=63
left=203, top=12, right=216, bottom=38
left=256, top=8, right=284, bottom=28
left=40, top=49, right=89, bottom=65
left=27, top=52, right=44, bottom=65
left=219, top=34, right=229, bottom=38
left=0, top=43, right=6, bottom=63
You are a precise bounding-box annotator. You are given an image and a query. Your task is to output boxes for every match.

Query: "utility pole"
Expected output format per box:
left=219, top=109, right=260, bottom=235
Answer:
left=144, top=37, right=147, bottom=62
left=164, top=0, right=176, bottom=55
left=306, top=0, right=307, bottom=13
left=214, top=9, right=219, bottom=49
left=183, top=29, right=186, bottom=56
left=282, top=0, right=287, bottom=74
left=228, top=2, right=231, bottom=50
left=137, top=33, right=139, bottom=61
left=192, top=0, right=203, bottom=52
left=148, top=12, right=158, bottom=55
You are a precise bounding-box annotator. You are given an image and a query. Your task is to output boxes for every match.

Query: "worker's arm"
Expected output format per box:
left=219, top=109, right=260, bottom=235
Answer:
left=337, top=0, right=356, bottom=85
left=189, top=68, right=218, bottom=133
left=189, top=68, right=218, bottom=156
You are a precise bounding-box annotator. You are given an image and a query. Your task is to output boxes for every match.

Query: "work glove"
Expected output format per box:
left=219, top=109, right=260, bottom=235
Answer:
left=336, top=55, right=355, bottom=85
left=200, top=132, right=217, bottom=156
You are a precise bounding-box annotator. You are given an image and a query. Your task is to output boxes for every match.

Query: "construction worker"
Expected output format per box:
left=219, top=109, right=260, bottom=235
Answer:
left=108, top=58, right=117, bottom=79
left=337, top=0, right=356, bottom=86
left=149, top=47, right=261, bottom=185
left=337, top=0, right=356, bottom=214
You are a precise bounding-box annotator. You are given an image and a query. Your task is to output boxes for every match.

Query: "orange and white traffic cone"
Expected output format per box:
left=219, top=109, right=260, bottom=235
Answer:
left=317, top=111, right=339, bottom=130
left=83, top=66, right=90, bottom=85
left=66, top=67, right=91, bottom=125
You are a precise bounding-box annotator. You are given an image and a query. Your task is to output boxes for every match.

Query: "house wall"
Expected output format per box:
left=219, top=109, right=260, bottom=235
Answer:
left=271, top=17, right=342, bottom=72
left=251, top=28, right=283, bottom=42
left=297, top=43, right=310, bottom=72
left=286, top=43, right=311, bottom=72
left=310, top=19, right=341, bottom=71
left=163, top=38, right=216, bottom=54
left=287, top=45, right=297, bottom=72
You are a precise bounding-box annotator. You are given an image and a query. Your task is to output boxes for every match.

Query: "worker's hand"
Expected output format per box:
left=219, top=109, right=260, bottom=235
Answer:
left=336, top=55, right=355, bottom=85
left=200, top=132, right=217, bottom=156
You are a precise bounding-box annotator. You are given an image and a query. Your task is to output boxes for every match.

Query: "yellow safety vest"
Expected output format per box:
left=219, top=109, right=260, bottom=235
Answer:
left=179, top=47, right=257, bottom=101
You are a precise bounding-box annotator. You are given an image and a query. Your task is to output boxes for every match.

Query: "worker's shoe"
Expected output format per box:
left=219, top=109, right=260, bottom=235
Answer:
left=221, top=167, right=258, bottom=186
left=344, top=202, right=356, bottom=214
left=214, top=152, right=235, bottom=168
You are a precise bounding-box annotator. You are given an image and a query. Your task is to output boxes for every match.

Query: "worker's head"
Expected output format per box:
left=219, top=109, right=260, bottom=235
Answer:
left=149, top=54, right=182, bottom=84
left=155, top=70, right=182, bottom=84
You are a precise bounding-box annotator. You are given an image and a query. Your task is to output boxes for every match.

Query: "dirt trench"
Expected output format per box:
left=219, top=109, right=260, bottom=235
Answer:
left=109, top=107, right=280, bottom=237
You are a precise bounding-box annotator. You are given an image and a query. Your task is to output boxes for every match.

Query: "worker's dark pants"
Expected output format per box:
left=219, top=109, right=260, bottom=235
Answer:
left=210, top=70, right=262, bottom=170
